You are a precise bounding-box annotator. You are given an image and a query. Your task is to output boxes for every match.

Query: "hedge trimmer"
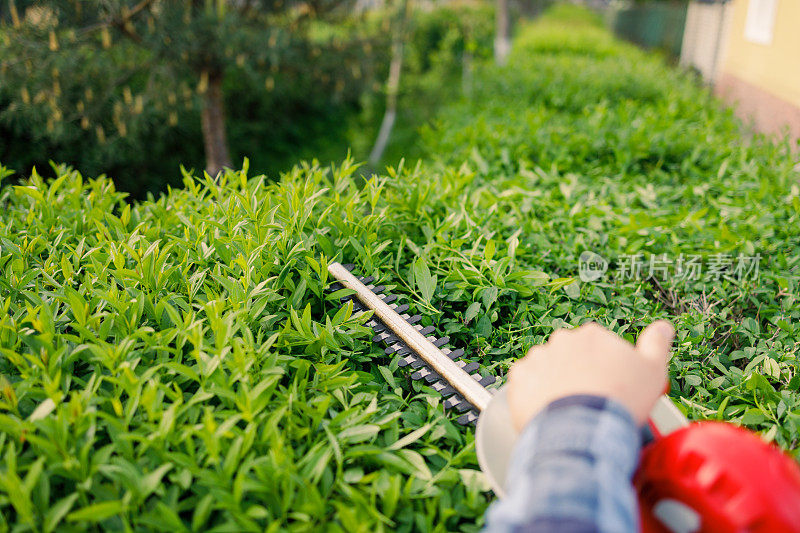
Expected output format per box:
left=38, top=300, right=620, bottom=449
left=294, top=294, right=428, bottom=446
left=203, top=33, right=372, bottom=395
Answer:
left=328, top=262, right=800, bottom=533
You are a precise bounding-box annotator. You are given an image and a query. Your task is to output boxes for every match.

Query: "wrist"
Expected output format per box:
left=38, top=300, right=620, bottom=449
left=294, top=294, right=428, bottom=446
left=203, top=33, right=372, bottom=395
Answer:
left=541, top=394, right=637, bottom=424
left=514, top=394, right=642, bottom=476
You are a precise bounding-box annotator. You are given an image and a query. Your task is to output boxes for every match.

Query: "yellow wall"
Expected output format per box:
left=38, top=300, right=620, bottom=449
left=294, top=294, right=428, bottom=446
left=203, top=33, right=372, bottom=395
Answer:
left=721, top=0, right=800, bottom=107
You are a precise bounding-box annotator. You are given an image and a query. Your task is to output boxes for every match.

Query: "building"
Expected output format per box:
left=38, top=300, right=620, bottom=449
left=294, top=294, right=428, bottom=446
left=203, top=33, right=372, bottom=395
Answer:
left=681, top=0, right=800, bottom=142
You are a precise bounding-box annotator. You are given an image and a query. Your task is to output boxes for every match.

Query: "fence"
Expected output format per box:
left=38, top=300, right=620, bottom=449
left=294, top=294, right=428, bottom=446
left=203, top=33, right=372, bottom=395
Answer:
left=604, top=2, right=689, bottom=58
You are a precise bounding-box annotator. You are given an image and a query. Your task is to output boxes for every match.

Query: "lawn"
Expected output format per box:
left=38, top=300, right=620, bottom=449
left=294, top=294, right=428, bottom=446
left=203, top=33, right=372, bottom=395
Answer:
left=1, top=5, right=799, bottom=532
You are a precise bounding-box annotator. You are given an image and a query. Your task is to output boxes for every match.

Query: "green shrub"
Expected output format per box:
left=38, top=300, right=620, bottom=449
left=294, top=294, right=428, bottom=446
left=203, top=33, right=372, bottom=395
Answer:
left=420, top=5, right=800, bottom=452
left=2, top=4, right=800, bottom=531
left=0, top=160, right=500, bottom=531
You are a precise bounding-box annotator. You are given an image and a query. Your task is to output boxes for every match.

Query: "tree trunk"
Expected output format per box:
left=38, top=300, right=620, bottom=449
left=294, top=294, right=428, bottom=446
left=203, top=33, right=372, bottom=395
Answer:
left=368, top=0, right=409, bottom=167
left=462, top=48, right=473, bottom=96
left=494, top=0, right=511, bottom=66
left=200, top=70, right=232, bottom=177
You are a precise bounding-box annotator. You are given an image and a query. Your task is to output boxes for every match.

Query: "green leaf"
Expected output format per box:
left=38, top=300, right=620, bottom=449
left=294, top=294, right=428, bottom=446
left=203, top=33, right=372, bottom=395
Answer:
left=66, top=500, right=126, bottom=523
left=741, top=409, right=766, bottom=426
left=476, top=314, right=493, bottom=338
left=191, top=494, right=214, bottom=531
left=28, top=398, right=56, bottom=422
left=44, top=494, right=79, bottom=533
left=413, top=257, right=436, bottom=302
left=13, top=185, right=44, bottom=204
left=398, top=449, right=432, bottom=480
left=388, top=423, right=432, bottom=451
left=140, top=463, right=173, bottom=499
left=684, top=374, right=702, bottom=387
left=484, top=240, right=495, bottom=262
left=464, top=302, right=481, bottom=323
left=549, top=277, right=576, bottom=292
left=458, top=469, right=491, bottom=492
left=338, top=424, right=380, bottom=443
left=563, top=280, right=580, bottom=299
left=378, top=366, right=397, bottom=390
left=481, top=286, right=498, bottom=308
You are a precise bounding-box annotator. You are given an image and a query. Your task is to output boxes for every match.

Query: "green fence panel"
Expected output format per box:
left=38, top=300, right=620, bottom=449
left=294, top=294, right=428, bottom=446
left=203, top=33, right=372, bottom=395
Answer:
left=605, top=2, right=688, bottom=58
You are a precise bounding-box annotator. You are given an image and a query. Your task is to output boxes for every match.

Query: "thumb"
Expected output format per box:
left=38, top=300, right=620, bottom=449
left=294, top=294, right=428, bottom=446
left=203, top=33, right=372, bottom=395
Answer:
left=635, top=320, right=675, bottom=364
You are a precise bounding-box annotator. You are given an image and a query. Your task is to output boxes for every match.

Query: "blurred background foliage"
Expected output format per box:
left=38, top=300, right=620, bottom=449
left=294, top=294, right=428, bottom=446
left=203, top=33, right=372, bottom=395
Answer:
left=0, top=0, right=497, bottom=199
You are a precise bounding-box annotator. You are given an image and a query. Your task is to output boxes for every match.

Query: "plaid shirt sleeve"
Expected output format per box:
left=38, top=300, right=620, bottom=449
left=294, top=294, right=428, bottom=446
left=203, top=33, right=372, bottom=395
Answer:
left=483, top=395, right=642, bottom=533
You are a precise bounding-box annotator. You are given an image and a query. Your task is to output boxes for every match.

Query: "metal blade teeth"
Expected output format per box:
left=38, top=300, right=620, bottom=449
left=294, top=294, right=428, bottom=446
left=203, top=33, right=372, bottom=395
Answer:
left=443, top=396, right=474, bottom=412
left=397, top=354, right=418, bottom=368
left=339, top=284, right=383, bottom=302
left=369, top=313, right=420, bottom=334
left=351, top=301, right=408, bottom=317
left=330, top=267, right=497, bottom=425
left=408, top=356, right=426, bottom=369
left=383, top=327, right=435, bottom=356
left=410, top=360, right=479, bottom=382
left=457, top=411, right=479, bottom=425
left=410, top=366, right=441, bottom=383
left=444, top=348, right=464, bottom=360
left=392, top=303, right=410, bottom=314
left=382, top=314, right=420, bottom=329
left=379, top=293, right=398, bottom=304
left=431, top=381, right=457, bottom=397
left=375, top=323, right=435, bottom=345
left=478, top=375, right=497, bottom=387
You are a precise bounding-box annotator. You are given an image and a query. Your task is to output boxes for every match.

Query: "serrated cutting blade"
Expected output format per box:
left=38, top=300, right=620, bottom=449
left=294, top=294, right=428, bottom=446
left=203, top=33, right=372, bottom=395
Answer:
left=328, top=262, right=497, bottom=424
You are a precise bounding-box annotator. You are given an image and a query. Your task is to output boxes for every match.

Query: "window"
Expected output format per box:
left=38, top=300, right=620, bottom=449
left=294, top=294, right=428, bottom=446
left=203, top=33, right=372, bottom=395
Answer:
left=744, top=0, right=778, bottom=45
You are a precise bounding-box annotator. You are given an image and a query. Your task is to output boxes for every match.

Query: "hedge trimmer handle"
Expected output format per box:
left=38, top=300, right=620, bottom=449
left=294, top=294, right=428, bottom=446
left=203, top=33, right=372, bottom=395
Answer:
left=638, top=399, right=800, bottom=532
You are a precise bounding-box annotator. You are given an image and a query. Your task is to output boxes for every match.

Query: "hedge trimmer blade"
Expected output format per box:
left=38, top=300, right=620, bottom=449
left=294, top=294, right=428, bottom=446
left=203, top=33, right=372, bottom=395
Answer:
left=328, top=262, right=497, bottom=425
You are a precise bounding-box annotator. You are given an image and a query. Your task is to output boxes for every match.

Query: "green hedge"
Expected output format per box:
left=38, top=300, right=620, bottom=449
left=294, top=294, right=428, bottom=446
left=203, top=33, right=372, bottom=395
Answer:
left=1, top=5, right=799, bottom=531
left=420, top=5, right=800, bottom=447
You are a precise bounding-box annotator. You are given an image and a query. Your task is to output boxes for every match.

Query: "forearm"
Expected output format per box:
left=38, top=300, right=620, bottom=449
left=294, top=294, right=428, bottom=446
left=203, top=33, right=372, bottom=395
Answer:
left=483, top=395, right=642, bottom=533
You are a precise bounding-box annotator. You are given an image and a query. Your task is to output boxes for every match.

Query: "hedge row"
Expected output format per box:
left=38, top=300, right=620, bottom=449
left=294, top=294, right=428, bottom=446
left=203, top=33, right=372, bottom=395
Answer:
left=420, top=6, right=800, bottom=449
left=1, top=5, right=799, bottom=532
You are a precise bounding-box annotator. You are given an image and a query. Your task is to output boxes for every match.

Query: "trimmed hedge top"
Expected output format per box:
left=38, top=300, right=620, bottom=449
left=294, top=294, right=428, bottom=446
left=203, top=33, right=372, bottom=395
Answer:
left=1, top=5, right=800, bottom=532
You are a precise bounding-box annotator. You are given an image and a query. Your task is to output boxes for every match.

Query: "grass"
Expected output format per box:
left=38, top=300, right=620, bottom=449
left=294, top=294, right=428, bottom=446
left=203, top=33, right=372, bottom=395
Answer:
left=1, top=4, right=800, bottom=531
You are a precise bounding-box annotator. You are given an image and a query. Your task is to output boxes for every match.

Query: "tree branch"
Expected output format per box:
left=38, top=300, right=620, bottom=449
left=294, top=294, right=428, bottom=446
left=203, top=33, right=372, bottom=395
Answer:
left=77, top=0, right=154, bottom=40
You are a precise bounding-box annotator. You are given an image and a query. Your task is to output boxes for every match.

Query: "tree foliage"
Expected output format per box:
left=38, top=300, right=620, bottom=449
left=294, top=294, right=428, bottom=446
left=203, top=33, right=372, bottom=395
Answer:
left=0, top=0, right=369, bottom=180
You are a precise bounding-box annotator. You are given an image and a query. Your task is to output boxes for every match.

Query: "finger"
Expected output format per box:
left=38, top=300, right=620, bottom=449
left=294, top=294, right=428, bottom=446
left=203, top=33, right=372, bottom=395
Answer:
left=547, top=328, right=569, bottom=345
left=524, top=344, right=543, bottom=360
left=507, top=357, right=530, bottom=385
left=510, top=346, right=543, bottom=382
left=635, top=320, right=675, bottom=365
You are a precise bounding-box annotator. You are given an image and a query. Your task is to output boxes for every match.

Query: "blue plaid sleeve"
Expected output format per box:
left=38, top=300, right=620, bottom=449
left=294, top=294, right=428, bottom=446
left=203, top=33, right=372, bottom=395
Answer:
left=483, top=395, right=642, bottom=533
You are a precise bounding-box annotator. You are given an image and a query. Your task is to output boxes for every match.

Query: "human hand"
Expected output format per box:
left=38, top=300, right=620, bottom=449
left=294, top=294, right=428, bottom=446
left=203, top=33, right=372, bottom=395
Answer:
left=507, top=321, right=674, bottom=432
